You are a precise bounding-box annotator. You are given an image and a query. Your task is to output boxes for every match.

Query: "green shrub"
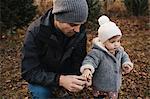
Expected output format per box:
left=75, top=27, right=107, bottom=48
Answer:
left=124, top=0, right=148, bottom=16
left=87, top=0, right=101, bottom=23
left=0, top=0, right=37, bottom=33
left=86, top=0, right=101, bottom=30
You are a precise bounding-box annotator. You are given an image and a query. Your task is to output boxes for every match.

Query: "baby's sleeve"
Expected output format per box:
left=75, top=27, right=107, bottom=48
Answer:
left=121, top=51, right=133, bottom=68
left=80, top=49, right=101, bottom=74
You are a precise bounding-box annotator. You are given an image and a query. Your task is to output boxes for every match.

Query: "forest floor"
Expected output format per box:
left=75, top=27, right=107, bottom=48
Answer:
left=0, top=16, right=150, bottom=99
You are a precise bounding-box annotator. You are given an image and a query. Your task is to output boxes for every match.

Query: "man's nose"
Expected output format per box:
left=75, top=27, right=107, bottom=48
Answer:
left=73, top=25, right=80, bottom=32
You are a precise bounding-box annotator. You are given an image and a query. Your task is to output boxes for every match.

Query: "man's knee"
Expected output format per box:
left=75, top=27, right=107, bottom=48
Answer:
left=28, top=84, right=51, bottom=98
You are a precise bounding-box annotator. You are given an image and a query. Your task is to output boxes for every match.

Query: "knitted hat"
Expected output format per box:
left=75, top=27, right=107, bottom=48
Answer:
left=98, top=15, right=122, bottom=43
left=52, top=0, right=88, bottom=24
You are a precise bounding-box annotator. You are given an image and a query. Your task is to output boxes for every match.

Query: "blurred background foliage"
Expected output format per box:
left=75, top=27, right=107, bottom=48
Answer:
left=0, top=0, right=37, bottom=35
left=0, top=0, right=149, bottom=35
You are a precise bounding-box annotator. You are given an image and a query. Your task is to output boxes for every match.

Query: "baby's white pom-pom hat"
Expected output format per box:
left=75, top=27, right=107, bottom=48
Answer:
left=98, top=15, right=122, bottom=43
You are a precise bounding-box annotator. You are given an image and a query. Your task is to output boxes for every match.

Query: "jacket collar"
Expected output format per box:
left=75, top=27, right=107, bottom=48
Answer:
left=39, top=9, right=65, bottom=45
left=40, top=8, right=54, bottom=26
left=92, top=37, right=109, bottom=52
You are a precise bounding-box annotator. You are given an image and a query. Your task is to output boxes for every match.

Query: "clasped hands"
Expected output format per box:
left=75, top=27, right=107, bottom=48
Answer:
left=59, top=69, right=92, bottom=92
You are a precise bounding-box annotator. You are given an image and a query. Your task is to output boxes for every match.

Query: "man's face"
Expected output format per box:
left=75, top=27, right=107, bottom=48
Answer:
left=54, top=20, right=81, bottom=37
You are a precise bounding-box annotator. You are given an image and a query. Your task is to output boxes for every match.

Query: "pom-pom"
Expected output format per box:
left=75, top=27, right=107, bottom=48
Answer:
left=98, top=15, right=110, bottom=26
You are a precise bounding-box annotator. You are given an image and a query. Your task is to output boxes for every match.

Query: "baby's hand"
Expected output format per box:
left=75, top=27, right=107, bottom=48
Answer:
left=82, top=69, right=92, bottom=79
left=82, top=69, right=92, bottom=87
left=122, top=64, right=133, bottom=74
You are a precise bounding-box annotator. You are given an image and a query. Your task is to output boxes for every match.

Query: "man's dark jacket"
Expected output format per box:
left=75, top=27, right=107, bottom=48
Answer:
left=21, top=9, right=87, bottom=87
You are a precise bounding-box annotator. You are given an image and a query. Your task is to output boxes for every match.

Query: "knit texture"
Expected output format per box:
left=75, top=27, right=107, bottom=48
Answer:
left=52, top=0, right=88, bottom=24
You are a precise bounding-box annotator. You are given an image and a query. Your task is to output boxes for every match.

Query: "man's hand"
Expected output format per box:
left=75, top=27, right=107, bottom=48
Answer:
left=122, top=64, right=133, bottom=74
left=59, top=75, right=86, bottom=92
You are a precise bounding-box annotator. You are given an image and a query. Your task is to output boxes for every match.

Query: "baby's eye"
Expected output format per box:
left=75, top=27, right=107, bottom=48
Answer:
left=117, top=40, right=121, bottom=42
left=110, top=41, right=115, bottom=43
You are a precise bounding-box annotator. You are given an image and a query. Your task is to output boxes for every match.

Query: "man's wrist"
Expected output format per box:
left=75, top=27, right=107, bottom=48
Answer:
left=59, top=75, right=64, bottom=86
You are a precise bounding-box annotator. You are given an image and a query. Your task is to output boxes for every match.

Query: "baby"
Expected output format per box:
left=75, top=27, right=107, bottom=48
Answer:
left=80, top=15, right=133, bottom=99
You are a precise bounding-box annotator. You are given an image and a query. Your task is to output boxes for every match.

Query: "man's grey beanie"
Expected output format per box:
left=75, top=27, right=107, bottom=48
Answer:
left=52, top=0, right=88, bottom=24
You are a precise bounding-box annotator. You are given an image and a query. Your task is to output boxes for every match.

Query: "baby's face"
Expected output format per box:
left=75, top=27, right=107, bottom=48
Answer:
left=104, top=35, right=121, bottom=54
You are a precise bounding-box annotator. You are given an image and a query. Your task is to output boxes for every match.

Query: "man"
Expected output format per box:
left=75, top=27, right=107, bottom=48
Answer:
left=21, top=0, right=89, bottom=98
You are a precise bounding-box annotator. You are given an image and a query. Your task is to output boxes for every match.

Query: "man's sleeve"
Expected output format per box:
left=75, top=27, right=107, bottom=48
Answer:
left=70, top=32, right=87, bottom=74
left=21, top=29, right=60, bottom=87
left=80, top=49, right=101, bottom=74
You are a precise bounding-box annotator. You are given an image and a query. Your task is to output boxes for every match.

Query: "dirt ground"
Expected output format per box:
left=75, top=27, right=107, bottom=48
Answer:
left=0, top=16, right=150, bottom=98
